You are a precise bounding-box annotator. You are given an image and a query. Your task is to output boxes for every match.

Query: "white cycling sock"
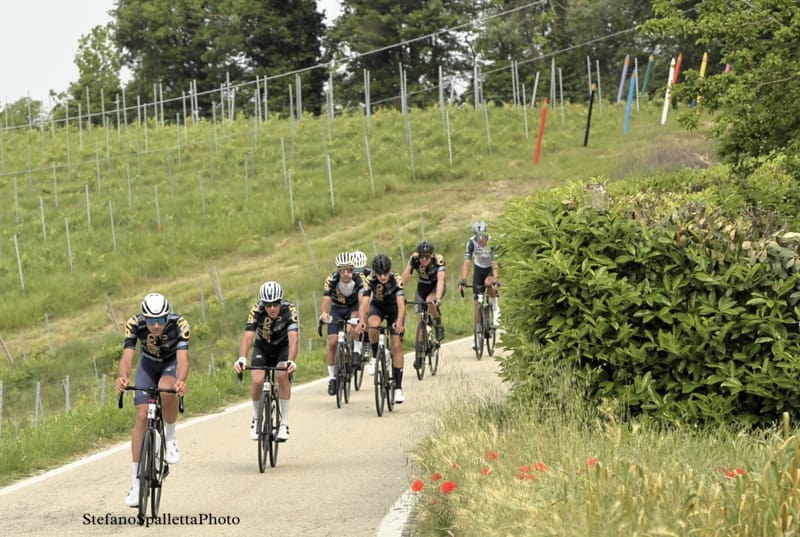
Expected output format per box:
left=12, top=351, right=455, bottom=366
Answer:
left=279, top=399, right=290, bottom=426
left=164, top=421, right=176, bottom=442
left=328, top=365, right=336, bottom=379
left=252, top=399, right=259, bottom=419
left=353, top=340, right=362, bottom=354
left=131, top=462, right=139, bottom=485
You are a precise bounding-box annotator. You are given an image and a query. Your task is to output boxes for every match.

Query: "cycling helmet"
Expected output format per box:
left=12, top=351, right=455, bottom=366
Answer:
left=259, top=281, right=283, bottom=303
left=335, top=251, right=353, bottom=268
left=141, top=293, right=170, bottom=318
left=416, top=240, right=435, bottom=255
left=472, top=220, right=489, bottom=235
left=372, top=254, right=392, bottom=274
left=351, top=250, right=368, bottom=269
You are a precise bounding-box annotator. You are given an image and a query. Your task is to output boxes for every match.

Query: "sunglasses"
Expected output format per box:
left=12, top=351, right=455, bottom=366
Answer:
left=476, top=234, right=488, bottom=241
left=263, top=301, right=281, bottom=308
left=339, top=267, right=354, bottom=273
left=419, top=254, right=432, bottom=260
left=145, top=316, right=167, bottom=326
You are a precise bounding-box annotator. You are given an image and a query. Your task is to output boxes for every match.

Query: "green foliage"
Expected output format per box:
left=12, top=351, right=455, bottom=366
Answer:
left=645, top=0, right=800, bottom=177
left=499, top=170, right=800, bottom=426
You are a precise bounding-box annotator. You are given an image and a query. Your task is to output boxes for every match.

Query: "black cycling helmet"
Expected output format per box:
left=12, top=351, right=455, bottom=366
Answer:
left=416, top=240, right=435, bottom=255
left=372, top=254, right=392, bottom=274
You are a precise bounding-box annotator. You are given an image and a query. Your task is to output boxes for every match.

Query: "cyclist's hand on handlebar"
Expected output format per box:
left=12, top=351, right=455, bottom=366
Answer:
left=284, top=360, right=297, bottom=374
left=173, top=379, right=187, bottom=396
left=491, top=279, right=501, bottom=288
left=115, top=376, right=128, bottom=393
left=392, top=321, right=405, bottom=335
left=355, top=320, right=365, bottom=336
left=234, top=356, right=247, bottom=374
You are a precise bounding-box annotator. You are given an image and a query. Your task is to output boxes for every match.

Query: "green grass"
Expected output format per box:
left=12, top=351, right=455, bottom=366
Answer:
left=0, top=100, right=716, bottom=487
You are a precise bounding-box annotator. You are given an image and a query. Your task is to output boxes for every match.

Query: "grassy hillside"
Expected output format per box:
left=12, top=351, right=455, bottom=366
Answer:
left=0, top=100, right=716, bottom=484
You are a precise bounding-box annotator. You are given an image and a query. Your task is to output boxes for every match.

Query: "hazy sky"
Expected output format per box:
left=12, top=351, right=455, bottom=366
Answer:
left=0, top=0, right=343, bottom=107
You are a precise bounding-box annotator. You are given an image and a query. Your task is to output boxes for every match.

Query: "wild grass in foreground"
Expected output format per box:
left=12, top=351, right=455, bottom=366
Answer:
left=411, top=394, right=799, bottom=536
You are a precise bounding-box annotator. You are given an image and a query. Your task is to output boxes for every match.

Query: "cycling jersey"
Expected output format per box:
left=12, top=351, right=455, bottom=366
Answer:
left=322, top=271, right=366, bottom=308
left=123, top=313, right=190, bottom=363
left=362, top=272, right=405, bottom=305
left=464, top=235, right=495, bottom=268
left=244, top=300, right=299, bottom=349
left=409, top=253, right=446, bottom=285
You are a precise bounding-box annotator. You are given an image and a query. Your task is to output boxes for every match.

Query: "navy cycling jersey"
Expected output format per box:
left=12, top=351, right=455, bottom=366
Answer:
left=362, top=272, right=405, bottom=305
left=123, top=313, right=190, bottom=363
left=244, top=300, right=299, bottom=348
left=322, top=271, right=366, bottom=308
left=409, top=253, right=446, bottom=285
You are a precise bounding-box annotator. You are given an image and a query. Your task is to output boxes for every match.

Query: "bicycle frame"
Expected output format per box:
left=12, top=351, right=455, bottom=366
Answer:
left=462, top=284, right=497, bottom=359
left=240, top=365, right=288, bottom=471
left=365, top=324, right=395, bottom=417
left=118, top=385, right=183, bottom=523
left=407, top=299, right=440, bottom=379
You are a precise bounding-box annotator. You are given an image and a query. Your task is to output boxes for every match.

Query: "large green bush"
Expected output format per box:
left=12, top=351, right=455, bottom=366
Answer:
left=499, top=163, right=800, bottom=426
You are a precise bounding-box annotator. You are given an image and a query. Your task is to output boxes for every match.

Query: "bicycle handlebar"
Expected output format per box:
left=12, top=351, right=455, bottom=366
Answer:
left=236, top=364, right=290, bottom=384
left=317, top=316, right=360, bottom=337
left=459, top=281, right=500, bottom=297
left=118, top=385, right=184, bottom=413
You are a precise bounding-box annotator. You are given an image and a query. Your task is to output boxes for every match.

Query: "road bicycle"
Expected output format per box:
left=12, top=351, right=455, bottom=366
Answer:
left=318, top=317, right=362, bottom=407
left=461, top=283, right=497, bottom=359
left=118, top=385, right=184, bottom=523
left=238, top=365, right=289, bottom=472
left=366, top=324, right=395, bottom=417
left=407, top=299, right=440, bottom=380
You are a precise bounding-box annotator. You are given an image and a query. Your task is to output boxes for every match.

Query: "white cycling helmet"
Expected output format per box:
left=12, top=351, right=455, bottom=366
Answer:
left=472, top=220, right=489, bottom=235
left=335, top=251, right=354, bottom=268
left=351, top=250, right=368, bottom=269
left=141, top=293, right=170, bottom=317
left=259, top=281, right=283, bottom=303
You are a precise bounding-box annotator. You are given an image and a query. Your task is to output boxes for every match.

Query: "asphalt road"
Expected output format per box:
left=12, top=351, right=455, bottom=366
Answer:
left=0, top=336, right=506, bottom=536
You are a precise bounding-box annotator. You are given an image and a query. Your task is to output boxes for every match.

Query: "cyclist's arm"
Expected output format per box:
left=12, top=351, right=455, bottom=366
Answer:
left=400, top=257, right=414, bottom=286
left=238, top=329, right=256, bottom=358
left=286, top=329, right=299, bottom=362
left=436, top=271, right=446, bottom=301
left=174, top=349, right=189, bottom=395
left=492, top=259, right=500, bottom=283
left=115, top=347, right=135, bottom=392
left=320, top=296, right=332, bottom=321
left=395, top=292, right=406, bottom=328
left=460, top=259, right=471, bottom=282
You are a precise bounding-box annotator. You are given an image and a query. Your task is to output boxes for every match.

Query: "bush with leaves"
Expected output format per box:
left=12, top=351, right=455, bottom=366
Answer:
left=498, top=171, right=800, bottom=426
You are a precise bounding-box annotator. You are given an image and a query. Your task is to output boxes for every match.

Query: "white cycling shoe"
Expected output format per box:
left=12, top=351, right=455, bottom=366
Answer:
left=125, top=484, right=139, bottom=507
left=165, top=440, right=180, bottom=464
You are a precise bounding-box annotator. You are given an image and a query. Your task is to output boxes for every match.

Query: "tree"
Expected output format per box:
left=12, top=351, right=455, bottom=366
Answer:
left=111, top=0, right=325, bottom=119
left=65, top=24, right=122, bottom=125
left=326, top=0, right=484, bottom=110
left=643, top=0, right=800, bottom=176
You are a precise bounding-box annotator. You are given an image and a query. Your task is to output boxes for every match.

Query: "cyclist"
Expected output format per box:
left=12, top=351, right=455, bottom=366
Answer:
left=401, top=240, right=446, bottom=344
left=234, top=281, right=298, bottom=442
left=115, top=292, right=190, bottom=508
left=357, top=254, right=407, bottom=403
left=352, top=250, right=370, bottom=278
left=319, top=251, right=367, bottom=396
left=458, top=220, right=501, bottom=327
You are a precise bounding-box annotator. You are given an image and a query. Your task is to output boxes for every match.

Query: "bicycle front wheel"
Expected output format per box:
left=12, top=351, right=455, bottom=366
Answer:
left=353, top=353, right=364, bottom=391
left=429, top=342, right=440, bottom=376
left=474, top=307, right=485, bottom=360
left=137, top=429, right=154, bottom=522
left=150, top=431, right=164, bottom=517
left=335, top=344, right=346, bottom=408
left=415, top=321, right=426, bottom=381
left=374, top=348, right=386, bottom=417
left=268, top=396, right=279, bottom=467
left=257, top=392, right=269, bottom=473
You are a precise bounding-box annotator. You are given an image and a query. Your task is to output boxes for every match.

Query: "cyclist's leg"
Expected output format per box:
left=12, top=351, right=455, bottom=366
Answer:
left=483, top=272, right=500, bottom=325
left=347, top=305, right=363, bottom=364
left=248, top=351, right=267, bottom=439
left=156, top=358, right=182, bottom=462
left=388, top=307, right=405, bottom=402
left=127, top=360, right=157, bottom=503
left=270, top=346, right=291, bottom=440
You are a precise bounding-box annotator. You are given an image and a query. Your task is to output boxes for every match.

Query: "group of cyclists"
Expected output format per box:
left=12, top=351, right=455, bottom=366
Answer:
left=114, top=220, right=500, bottom=507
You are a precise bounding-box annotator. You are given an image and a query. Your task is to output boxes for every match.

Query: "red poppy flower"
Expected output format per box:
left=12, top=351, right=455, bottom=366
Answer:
left=535, top=462, right=548, bottom=472
left=411, top=479, right=424, bottom=492
left=586, top=457, right=599, bottom=467
left=725, top=471, right=735, bottom=479
left=520, top=465, right=532, bottom=473
left=525, top=473, right=536, bottom=480
left=516, top=472, right=526, bottom=480
left=431, top=472, right=443, bottom=481
left=440, top=480, right=457, bottom=494
left=450, top=462, right=461, bottom=469
left=480, top=467, right=492, bottom=476
left=484, top=450, right=499, bottom=460
left=735, top=468, right=745, bottom=475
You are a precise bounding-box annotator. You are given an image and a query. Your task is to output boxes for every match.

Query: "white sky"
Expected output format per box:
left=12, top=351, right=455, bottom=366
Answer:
left=0, top=0, right=343, bottom=107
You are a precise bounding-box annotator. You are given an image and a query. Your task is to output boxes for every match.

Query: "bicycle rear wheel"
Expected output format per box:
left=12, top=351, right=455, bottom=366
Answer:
left=257, top=392, right=269, bottom=473
left=486, top=314, right=497, bottom=357
left=137, top=430, right=153, bottom=522
left=343, top=349, right=352, bottom=404
left=353, top=352, right=364, bottom=391
left=268, top=397, right=279, bottom=467
left=415, top=321, right=426, bottom=380
left=374, top=348, right=386, bottom=417
left=474, top=307, right=485, bottom=360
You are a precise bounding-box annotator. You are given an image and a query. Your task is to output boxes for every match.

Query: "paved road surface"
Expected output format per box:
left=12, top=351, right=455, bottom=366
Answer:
left=0, top=336, right=506, bottom=536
